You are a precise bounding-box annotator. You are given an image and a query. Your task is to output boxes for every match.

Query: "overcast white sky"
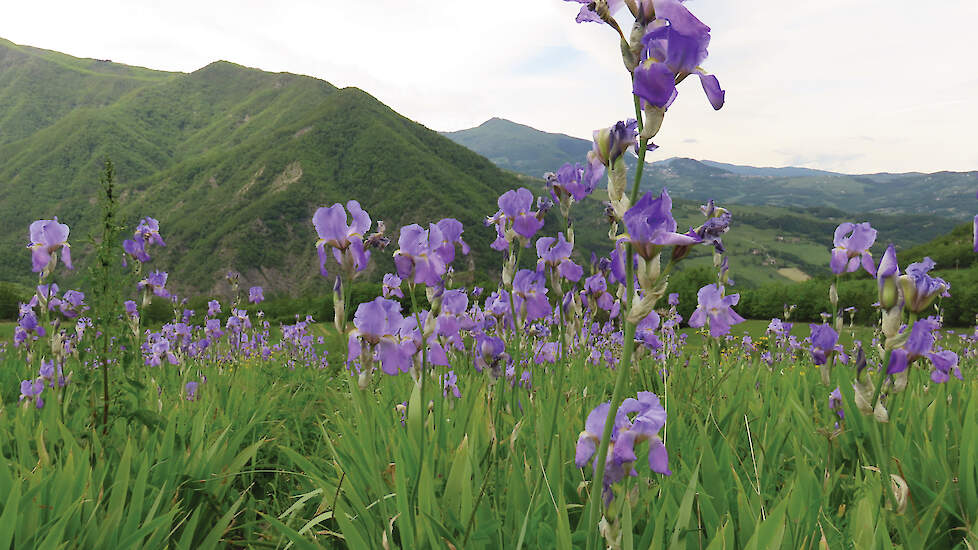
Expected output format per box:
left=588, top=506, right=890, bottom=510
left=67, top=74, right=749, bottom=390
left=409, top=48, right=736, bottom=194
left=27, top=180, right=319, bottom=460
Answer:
left=2, top=1, right=977, bottom=174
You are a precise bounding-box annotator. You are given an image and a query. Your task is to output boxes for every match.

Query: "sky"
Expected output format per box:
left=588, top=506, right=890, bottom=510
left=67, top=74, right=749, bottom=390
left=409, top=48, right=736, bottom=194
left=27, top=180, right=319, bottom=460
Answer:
left=2, top=0, right=977, bottom=174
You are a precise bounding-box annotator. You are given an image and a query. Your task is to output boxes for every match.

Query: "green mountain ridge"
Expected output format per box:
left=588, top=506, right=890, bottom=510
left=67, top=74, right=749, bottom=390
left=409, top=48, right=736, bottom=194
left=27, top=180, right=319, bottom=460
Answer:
left=443, top=117, right=978, bottom=220
left=0, top=39, right=523, bottom=294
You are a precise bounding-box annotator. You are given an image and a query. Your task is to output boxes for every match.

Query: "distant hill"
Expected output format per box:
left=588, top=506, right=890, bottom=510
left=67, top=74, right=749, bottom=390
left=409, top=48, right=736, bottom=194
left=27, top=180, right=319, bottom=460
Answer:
left=442, top=117, right=593, bottom=180
left=443, top=118, right=978, bottom=221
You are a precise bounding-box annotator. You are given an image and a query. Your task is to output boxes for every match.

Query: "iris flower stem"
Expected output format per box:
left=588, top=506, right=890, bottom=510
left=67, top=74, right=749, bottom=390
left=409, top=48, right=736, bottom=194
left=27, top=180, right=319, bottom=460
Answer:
left=507, top=245, right=525, bottom=413
left=584, top=93, right=650, bottom=549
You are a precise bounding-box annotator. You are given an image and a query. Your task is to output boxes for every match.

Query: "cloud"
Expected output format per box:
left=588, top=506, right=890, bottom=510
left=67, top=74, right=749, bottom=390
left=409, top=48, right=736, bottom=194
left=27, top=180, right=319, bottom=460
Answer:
left=0, top=0, right=975, bottom=173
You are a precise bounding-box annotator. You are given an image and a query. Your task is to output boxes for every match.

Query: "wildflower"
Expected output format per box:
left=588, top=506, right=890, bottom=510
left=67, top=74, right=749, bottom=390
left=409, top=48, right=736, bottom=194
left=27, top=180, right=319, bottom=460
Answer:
left=575, top=392, right=670, bottom=504
left=635, top=311, right=662, bottom=351
left=138, top=271, right=170, bottom=298
left=829, top=387, right=844, bottom=420
left=899, top=258, right=949, bottom=313
left=394, top=220, right=467, bottom=287
left=547, top=162, right=603, bottom=204
left=632, top=1, right=724, bottom=111
left=19, top=379, right=45, bottom=408
left=536, top=233, right=584, bottom=283
left=581, top=273, right=618, bottom=314
left=347, top=297, right=414, bottom=375
left=185, top=381, right=199, bottom=401
left=564, top=0, right=625, bottom=25
left=830, top=222, right=877, bottom=276
left=623, top=189, right=700, bottom=261
left=473, top=333, right=511, bottom=379
left=512, top=269, right=552, bottom=323
left=809, top=324, right=842, bottom=365
left=431, top=218, right=470, bottom=264
left=441, top=370, right=461, bottom=398
left=249, top=286, right=264, bottom=304
left=689, top=284, right=744, bottom=337
left=767, top=318, right=792, bottom=338
left=207, top=300, right=221, bottom=317
left=28, top=218, right=72, bottom=273
left=382, top=273, right=404, bottom=299
left=312, top=200, right=372, bottom=279
left=59, top=290, right=88, bottom=318
left=886, top=318, right=960, bottom=383
left=488, top=188, right=546, bottom=248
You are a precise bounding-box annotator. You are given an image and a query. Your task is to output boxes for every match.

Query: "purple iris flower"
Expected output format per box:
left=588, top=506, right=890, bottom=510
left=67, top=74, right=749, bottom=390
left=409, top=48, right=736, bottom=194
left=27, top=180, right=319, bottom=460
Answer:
left=497, top=188, right=546, bottom=241
left=582, top=273, right=618, bottom=314
left=512, top=269, right=552, bottom=323
left=473, top=333, right=511, bottom=378
left=382, top=273, right=404, bottom=299
left=28, top=218, right=72, bottom=273
left=689, top=284, right=744, bottom=337
left=767, top=318, right=792, bottom=338
left=668, top=293, right=679, bottom=306
left=632, top=0, right=724, bottom=110
left=207, top=300, right=221, bottom=317
left=138, top=271, right=170, bottom=298
left=695, top=212, right=732, bottom=254
left=886, top=318, right=959, bottom=381
left=575, top=391, right=670, bottom=504
left=548, top=162, right=603, bottom=202
left=400, top=312, right=450, bottom=367
left=249, top=286, right=264, bottom=304
left=185, top=381, right=199, bottom=401
left=135, top=217, right=166, bottom=247
left=312, top=200, right=372, bottom=278
left=205, top=318, right=224, bottom=340
left=436, top=289, right=472, bottom=349
left=534, top=342, right=560, bottom=364
left=394, top=223, right=448, bottom=287
left=623, top=189, right=701, bottom=260
left=123, top=238, right=152, bottom=263
left=347, top=297, right=414, bottom=375
left=19, top=379, right=45, bottom=409
left=441, top=370, right=461, bottom=398
left=899, top=258, right=950, bottom=313
left=809, top=324, right=840, bottom=366
left=432, top=218, right=470, bottom=264
left=59, top=290, right=88, bottom=318
left=635, top=311, right=662, bottom=350
left=929, top=350, right=962, bottom=383
left=829, top=387, right=844, bottom=420
left=590, top=119, right=638, bottom=169
left=830, top=222, right=877, bottom=276
left=39, top=359, right=55, bottom=381
left=536, top=233, right=584, bottom=282
left=564, top=0, right=625, bottom=24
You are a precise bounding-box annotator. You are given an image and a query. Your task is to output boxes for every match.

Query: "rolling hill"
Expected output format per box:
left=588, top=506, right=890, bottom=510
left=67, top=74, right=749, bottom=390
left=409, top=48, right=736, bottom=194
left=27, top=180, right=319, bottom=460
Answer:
left=444, top=118, right=978, bottom=221
left=0, top=39, right=527, bottom=295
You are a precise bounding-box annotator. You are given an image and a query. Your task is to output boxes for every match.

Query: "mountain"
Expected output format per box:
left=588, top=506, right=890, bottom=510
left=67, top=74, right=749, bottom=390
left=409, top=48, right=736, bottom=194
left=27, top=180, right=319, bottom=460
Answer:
left=443, top=118, right=978, bottom=221
left=696, top=159, right=841, bottom=178
left=0, top=39, right=525, bottom=294
left=0, top=39, right=965, bottom=295
left=442, top=117, right=593, bottom=180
